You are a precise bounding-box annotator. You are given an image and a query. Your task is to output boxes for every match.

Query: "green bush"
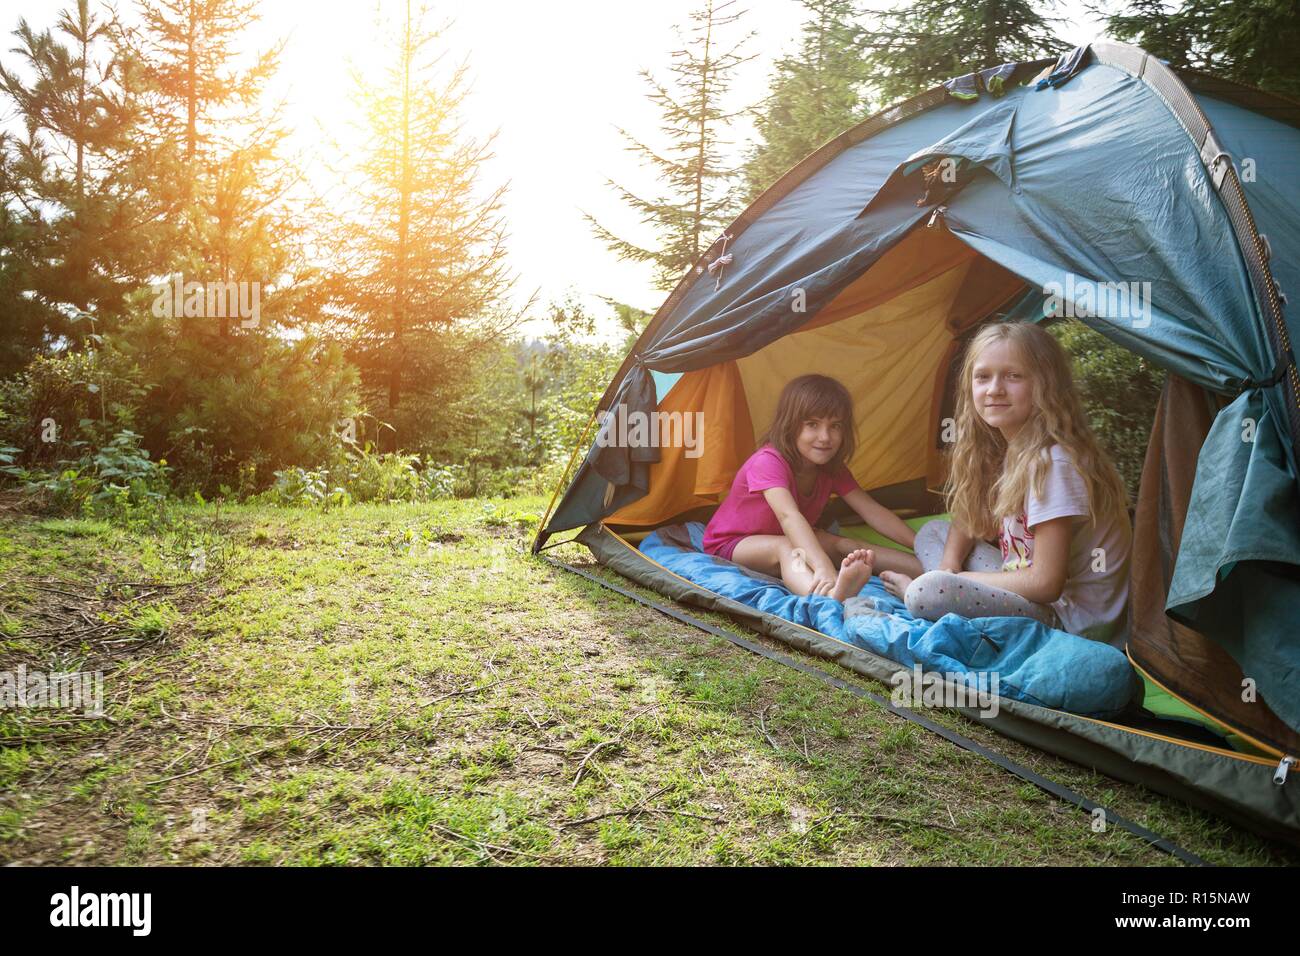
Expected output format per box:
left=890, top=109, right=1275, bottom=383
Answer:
left=101, top=317, right=361, bottom=495
left=0, top=348, right=146, bottom=470
left=17, top=428, right=172, bottom=522
left=1048, top=319, right=1166, bottom=501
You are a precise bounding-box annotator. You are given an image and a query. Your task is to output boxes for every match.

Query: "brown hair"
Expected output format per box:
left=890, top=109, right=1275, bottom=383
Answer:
left=761, top=374, right=856, bottom=474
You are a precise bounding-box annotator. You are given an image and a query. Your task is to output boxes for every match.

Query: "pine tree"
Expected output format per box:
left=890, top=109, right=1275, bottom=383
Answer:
left=863, top=0, right=1066, bottom=103
left=129, top=0, right=301, bottom=336
left=587, top=0, right=756, bottom=291
left=0, top=179, right=53, bottom=375
left=741, top=0, right=873, bottom=203
left=327, top=0, right=514, bottom=440
left=0, top=1, right=172, bottom=347
left=133, top=0, right=281, bottom=170
left=598, top=296, right=653, bottom=351
left=1101, top=0, right=1300, bottom=96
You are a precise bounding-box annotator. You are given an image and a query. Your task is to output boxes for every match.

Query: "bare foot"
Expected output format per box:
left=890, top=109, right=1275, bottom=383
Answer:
left=832, top=548, right=874, bottom=602
left=880, top=570, right=913, bottom=599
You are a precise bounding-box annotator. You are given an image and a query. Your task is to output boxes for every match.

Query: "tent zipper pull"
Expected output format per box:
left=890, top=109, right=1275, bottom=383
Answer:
left=927, top=205, right=948, bottom=228
left=1274, top=755, right=1295, bottom=785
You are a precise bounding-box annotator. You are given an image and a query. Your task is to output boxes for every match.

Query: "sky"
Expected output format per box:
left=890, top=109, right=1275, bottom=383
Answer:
left=1, top=0, right=1109, bottom=337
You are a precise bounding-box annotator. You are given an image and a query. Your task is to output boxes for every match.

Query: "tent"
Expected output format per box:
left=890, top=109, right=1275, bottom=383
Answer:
left=533, top=41, right=1300, bottom=846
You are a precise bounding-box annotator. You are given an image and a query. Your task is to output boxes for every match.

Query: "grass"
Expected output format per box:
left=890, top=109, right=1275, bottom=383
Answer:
left=0, top=495, right=1296, bottom=866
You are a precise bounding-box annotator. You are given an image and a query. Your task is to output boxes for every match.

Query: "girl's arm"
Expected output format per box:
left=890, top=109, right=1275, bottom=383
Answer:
left=762, top=486, right=837, bottom=576
left=840, top=488, right=916, bottom=550
left=939, top=523, right=976, bottom=574
left=958, top=516, right=1072, bottom=605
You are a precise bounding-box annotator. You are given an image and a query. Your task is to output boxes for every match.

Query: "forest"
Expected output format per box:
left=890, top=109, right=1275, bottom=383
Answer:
left=4, top=0, right=1291, bottom=517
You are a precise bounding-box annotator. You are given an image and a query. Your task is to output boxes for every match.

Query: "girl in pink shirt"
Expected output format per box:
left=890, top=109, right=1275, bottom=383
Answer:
left=703, top=374, right=923, bottom=602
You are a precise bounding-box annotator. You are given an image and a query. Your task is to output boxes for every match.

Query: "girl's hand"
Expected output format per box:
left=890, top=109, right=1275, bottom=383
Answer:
left=809, top=566, right=837, bottom=596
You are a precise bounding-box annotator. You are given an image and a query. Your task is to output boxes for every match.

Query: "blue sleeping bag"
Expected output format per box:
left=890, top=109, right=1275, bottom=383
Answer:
left=640, top=522, right=1137, bottom=717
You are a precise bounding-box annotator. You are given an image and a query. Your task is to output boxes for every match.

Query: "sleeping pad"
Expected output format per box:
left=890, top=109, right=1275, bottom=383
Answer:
left=639, top=522, right=1138, bottom=717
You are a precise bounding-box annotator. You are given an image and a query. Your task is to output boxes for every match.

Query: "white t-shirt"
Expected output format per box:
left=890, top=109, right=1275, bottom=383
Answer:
left=999, top=445, right=1132, bottom=644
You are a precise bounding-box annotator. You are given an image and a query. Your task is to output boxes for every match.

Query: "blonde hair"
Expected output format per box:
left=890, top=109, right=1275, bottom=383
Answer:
left=946, top=323, right=1129, bottom=539
left=762, top=374, right=857, bottom=474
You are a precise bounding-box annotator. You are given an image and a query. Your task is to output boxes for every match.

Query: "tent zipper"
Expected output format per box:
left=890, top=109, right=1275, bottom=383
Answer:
left=1277, top=756, right=1296, bottom=786
left=927, top=204, right=948, bottom=227
left=1124, top=652, right=1287, bottom=762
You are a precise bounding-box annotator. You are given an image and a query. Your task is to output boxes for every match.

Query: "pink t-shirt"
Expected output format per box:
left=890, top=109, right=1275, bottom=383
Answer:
left=702, top=444, right=860, bottom=560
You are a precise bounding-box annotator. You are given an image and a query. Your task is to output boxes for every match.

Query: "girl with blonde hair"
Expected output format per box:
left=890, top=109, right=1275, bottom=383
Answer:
left=881, top=322, right=1133, bottom=643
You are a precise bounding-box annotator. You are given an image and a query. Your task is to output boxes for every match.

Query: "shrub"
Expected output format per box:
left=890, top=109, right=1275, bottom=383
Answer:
left=1049, top=319, right=1167, bottom=501
left=19, top=428, right=171, bottom=521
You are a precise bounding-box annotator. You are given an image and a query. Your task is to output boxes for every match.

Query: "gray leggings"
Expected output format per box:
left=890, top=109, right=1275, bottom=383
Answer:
left=904, top=520, right=1059, bottom=628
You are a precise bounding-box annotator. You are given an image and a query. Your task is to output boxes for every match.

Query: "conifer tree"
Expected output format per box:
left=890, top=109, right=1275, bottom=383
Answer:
left=0, top=1, right=172, bottom=347
left=1100, top=0, right=1300, bottom=96
left=863, top=0, right=1065, bottom=103
left=741, top=0, right=872, bottom=203
left=134, top=0, right=281, bottom=170
left=587, top=0, right=755, bottom=291
left=129, top=0, right=299, bottom=336
left=327, top=0, right=514, bottom=438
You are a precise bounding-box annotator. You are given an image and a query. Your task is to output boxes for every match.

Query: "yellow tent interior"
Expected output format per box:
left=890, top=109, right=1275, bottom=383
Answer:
left=605, top=222, right=1028, bottom=531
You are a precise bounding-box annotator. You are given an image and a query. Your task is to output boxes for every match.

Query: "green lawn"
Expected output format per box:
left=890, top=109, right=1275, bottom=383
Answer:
left=1, top=497, right=1295, bottom=865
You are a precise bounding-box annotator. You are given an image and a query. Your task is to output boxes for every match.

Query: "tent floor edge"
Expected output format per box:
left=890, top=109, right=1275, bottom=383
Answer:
left=559, top=522, right=1300, bottom=855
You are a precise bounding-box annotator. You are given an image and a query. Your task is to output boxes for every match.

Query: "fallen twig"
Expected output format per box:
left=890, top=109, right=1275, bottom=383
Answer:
left=570, top=705, right=658, bottom=789
left=808, top=811, right=959, bottom=834
left=428, top=822, right=562, bottom=862
left=144, top=740, right=283, bottom=786
left=561, top=786, right=672, bottom=828
left=757, top=704, right=780, bottom=751
left=159, top=704, right=370, bottom=733
left=420, top=677, right=516, bottom=707
left=561, top=786, right=728, bottom=829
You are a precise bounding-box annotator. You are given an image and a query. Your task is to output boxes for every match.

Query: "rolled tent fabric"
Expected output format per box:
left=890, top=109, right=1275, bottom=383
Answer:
left=606, top=362, right=755, bottom=526
left=1130, top=375, right=1300, bottom=753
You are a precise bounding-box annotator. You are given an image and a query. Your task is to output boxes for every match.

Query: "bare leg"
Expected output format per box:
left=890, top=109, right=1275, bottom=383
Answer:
left=732, top=535, right=873, bottom=602
left=815, top=528, right=922, bottom=576
left=731, top=534, right=819, bottom=596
